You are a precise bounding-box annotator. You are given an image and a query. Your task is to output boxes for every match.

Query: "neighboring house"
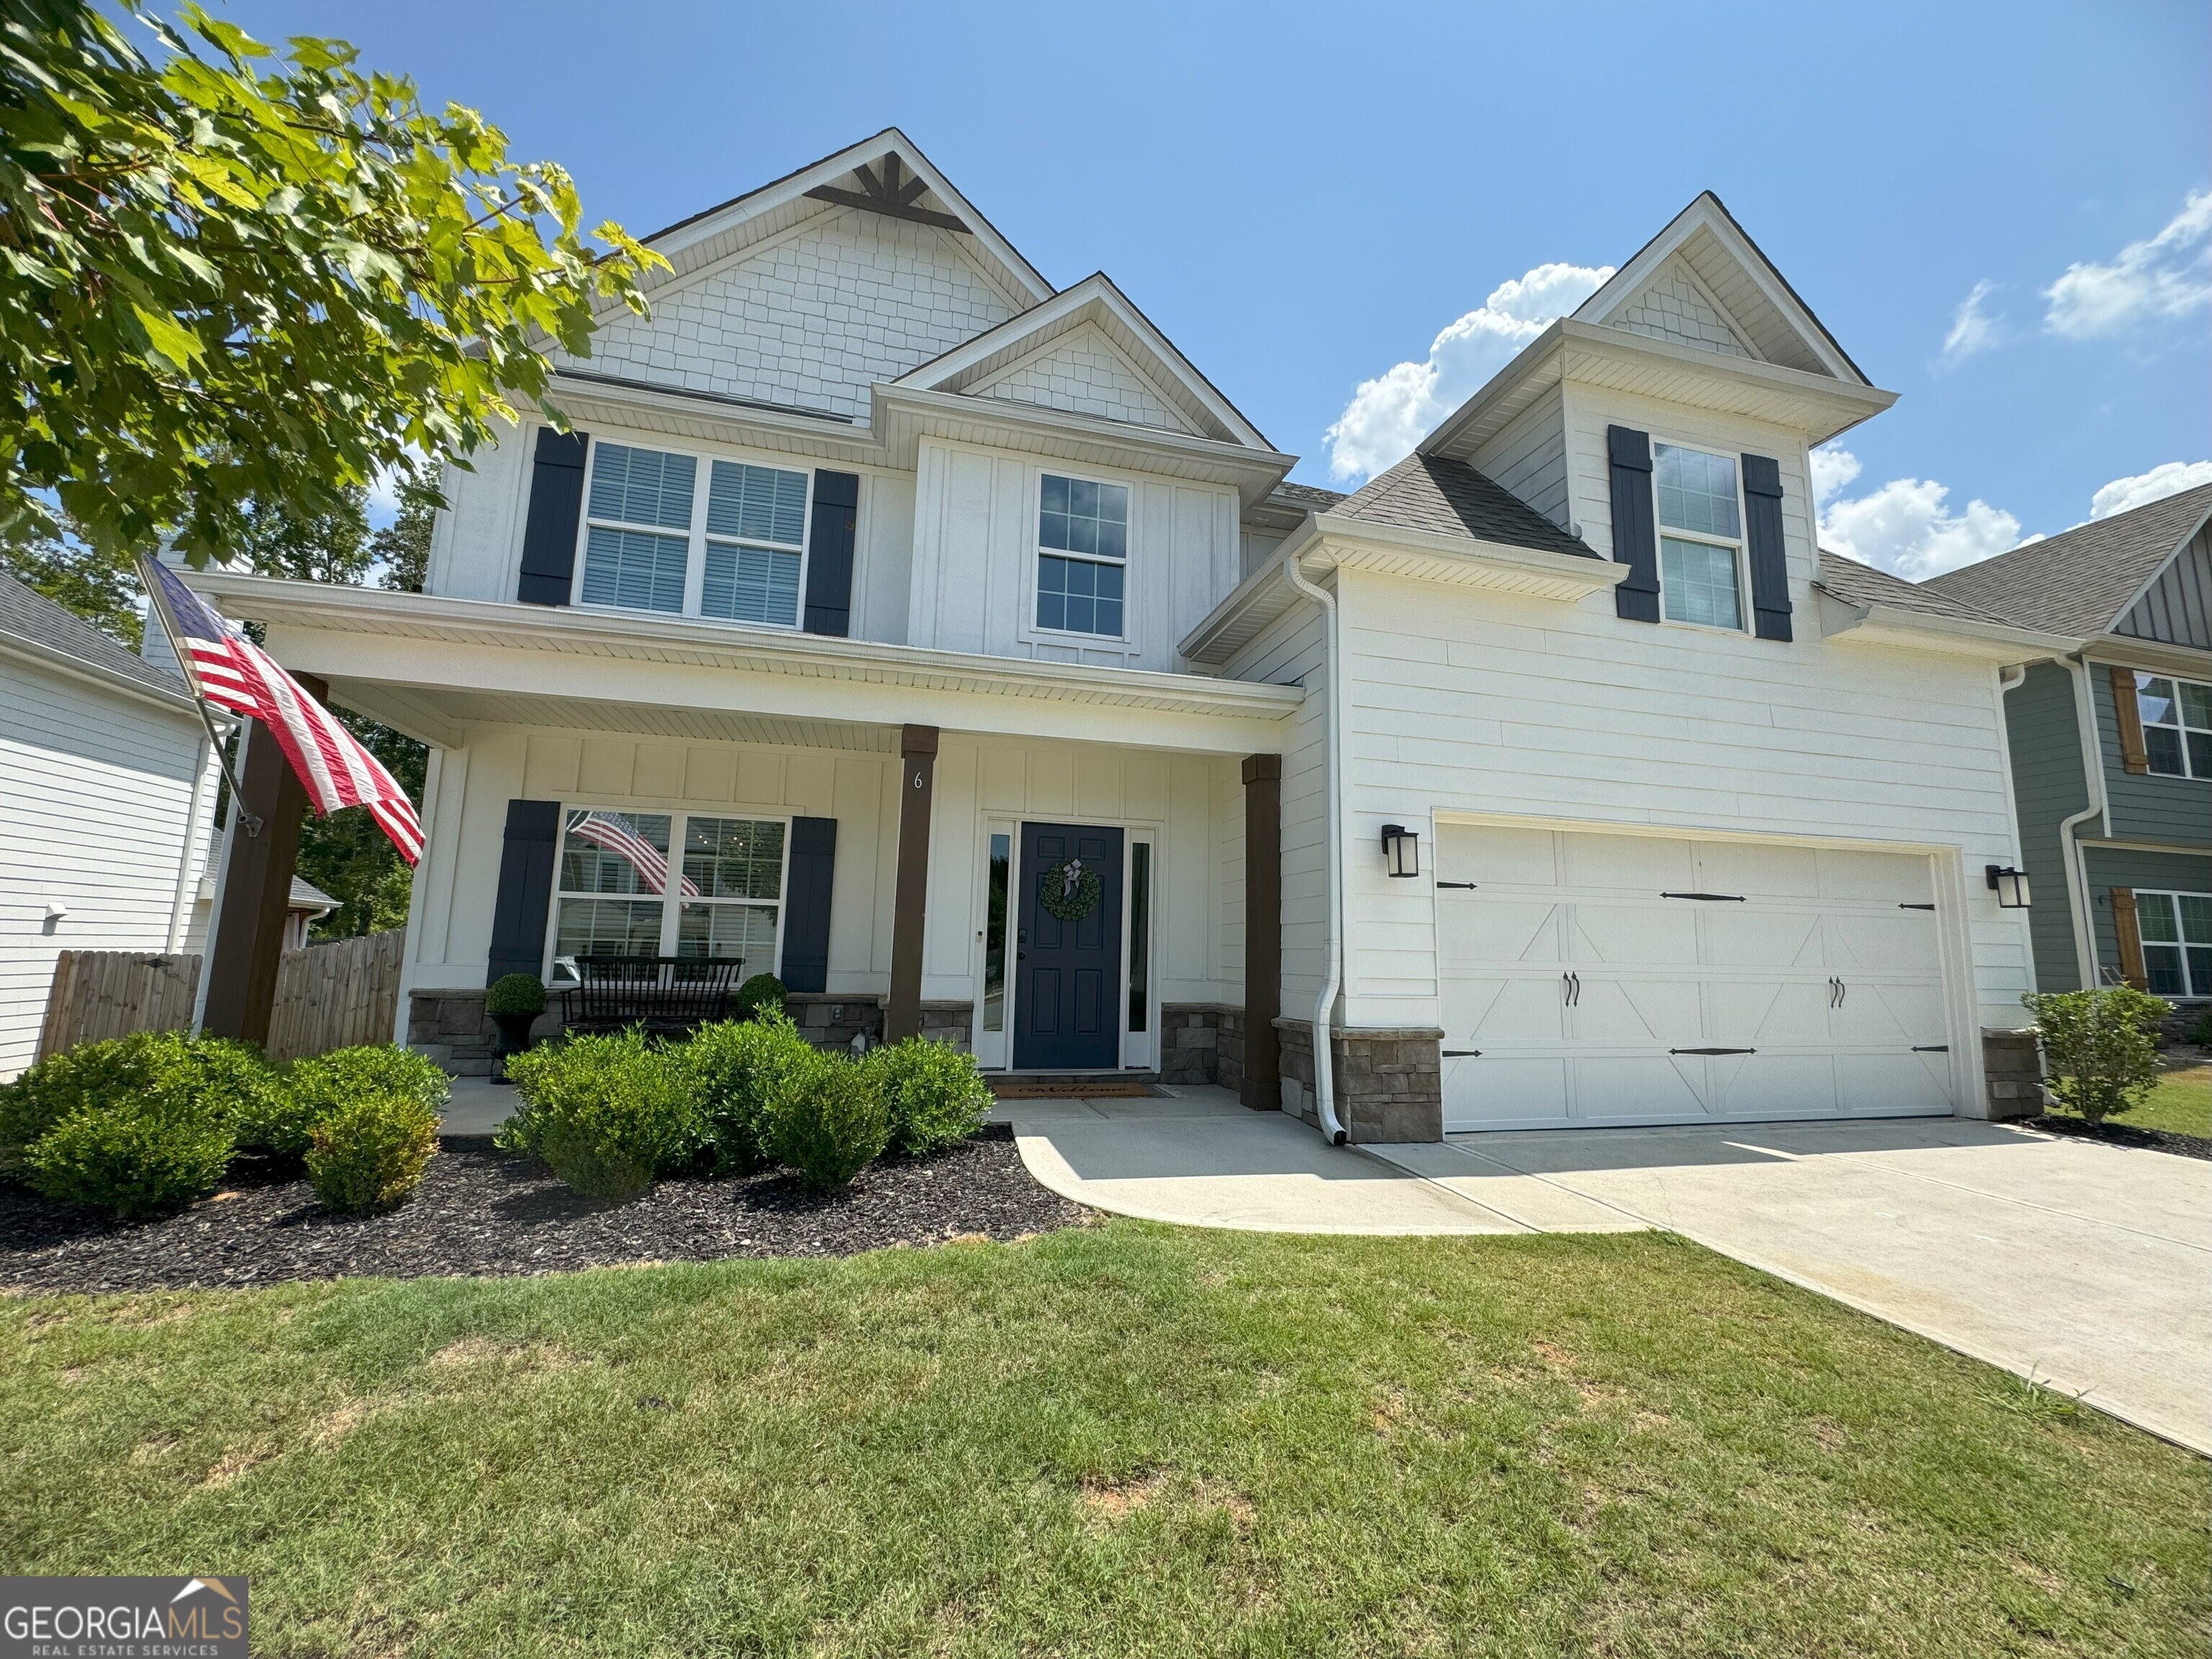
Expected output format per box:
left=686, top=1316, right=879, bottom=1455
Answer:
left=1917, top=487, right=2212, bottom=1011
left=186, top=134, right=2054, bottom=1138
left=0, top=573, right=224, bottom=1077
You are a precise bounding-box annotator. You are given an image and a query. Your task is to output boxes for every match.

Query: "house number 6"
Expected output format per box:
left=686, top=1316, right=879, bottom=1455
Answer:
left=913, top=770, right=925, bottom=788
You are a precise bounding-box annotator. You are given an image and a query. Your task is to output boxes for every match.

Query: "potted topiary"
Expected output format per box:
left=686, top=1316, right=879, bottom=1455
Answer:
left=485, top=974, right=549, bottom=1084
left=734, top=972, right=786, bottom=1023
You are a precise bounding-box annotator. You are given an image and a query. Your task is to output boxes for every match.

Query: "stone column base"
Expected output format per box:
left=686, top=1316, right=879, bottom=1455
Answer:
left=408, top=989, right=558, bottom=1076
left=1272, top=1017, right=1443, bottom=1143
left=1982, top=1027, right=2044, bottom=1120
left=1160, top=1002, right=1246, bottom=1088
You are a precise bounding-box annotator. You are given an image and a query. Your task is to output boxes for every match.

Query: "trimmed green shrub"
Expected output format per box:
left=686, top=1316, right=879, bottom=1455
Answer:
left=251, top=1044, right=451, bottom=1156
left=2023, top=986, right=2167, bottom=1123
left=2190, top=1008, right=2212, bottom=1048
left=862, top=1037, right=992, bottom=1157
left=733, top=973, right=786, bottom=1021
left=0, top=1030, right=276, bottom=1172
left=306, top=1092, right=439, bottom=1213
left=24, top=1097, right=234, bottom=1218
left=763, top=1048, right=887, bottom=1190
left=485, top=974, right=548, bottom=1017
left=686, top=1012, right=816, bottom=1175
left=503, top=1030, right=697, bottom=1201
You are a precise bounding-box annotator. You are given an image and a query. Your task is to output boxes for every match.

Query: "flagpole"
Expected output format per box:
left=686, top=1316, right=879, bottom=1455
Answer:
left=137, top=552, right=263, bottom=837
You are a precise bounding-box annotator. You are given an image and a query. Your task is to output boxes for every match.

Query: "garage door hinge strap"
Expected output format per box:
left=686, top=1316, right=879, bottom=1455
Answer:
left=1912, top=1045, right=1949, bottom=1052
left=1671, top=1047, right=1755, bottom=1055
left=1899, top=902, right=1936, bottom=911
left=1660, top=891, right=1746, bottom=902
left=1442, top=1048, right=1482, bottom=1057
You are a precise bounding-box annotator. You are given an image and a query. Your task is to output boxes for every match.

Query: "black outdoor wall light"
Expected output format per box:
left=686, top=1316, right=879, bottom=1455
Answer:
left=1985, top=865, right=2031, bottom=909
left=1381, top=824, right=1421, bottom=878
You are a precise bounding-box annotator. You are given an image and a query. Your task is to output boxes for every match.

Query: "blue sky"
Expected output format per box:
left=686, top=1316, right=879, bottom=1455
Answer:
left=220, top=0, right=2209, bottom=575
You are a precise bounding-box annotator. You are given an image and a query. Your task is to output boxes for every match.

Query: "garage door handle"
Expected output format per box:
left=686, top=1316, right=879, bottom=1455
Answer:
left=1671, top=1047, right=1754, bottom=1055
left=1660, top=891, right=1746, bottom=902
left=1560, top=971, right=1581, bottom=1005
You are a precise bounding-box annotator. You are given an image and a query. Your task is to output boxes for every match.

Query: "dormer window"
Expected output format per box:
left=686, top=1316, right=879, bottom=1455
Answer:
left=1653, top=443, right=1745, bottom=631
left=1037, top=473, right=1128, bottom=638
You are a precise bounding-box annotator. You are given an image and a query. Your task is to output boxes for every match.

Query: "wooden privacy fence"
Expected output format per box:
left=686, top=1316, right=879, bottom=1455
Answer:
left=36, top=929, right=408, bottom=1065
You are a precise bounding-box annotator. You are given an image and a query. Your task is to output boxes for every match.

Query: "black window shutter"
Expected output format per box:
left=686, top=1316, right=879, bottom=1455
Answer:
left=1740, top=454, right=1793, bottom=642
left=516, top=428, right=589, bottom=606
left=780, top=817, right=837, bottom=993
left=804, top=471, right=860, bottom=637
left=1607, top=426, right=1660, bottom=623
left=486, top=799, right=562, bottom=984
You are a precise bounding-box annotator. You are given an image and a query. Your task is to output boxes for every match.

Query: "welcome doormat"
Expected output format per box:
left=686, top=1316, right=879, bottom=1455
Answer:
left=989, top=1079, right=1158, bottom=1100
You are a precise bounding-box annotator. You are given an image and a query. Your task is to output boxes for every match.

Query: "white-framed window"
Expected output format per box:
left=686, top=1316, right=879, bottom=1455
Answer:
left=577, top=441, right=814, bottom=628
left=549, top=807, right=786, bottom=976
left=1035, top=472, right=1128, bottom=638
left=2134, top=889, right=2212, bottom=997
left=1652, top=442, right=1745, bottom=631
left=2134, top=673, right=2212, bottom=780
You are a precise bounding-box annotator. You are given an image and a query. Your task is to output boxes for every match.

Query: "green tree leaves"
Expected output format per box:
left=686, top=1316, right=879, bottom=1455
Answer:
left=0, top=1, right=664, bottom=562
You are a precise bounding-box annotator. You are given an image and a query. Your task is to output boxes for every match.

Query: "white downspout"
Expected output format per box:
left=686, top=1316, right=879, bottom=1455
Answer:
left=2057, top=655, right=2108, bottom=989
left=1282, top=547, right=1347, bottom=1144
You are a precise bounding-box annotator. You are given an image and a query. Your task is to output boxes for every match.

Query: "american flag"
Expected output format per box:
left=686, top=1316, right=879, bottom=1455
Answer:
left=140, top=556, right=425, bottom=865
left=567, top=811, right=700, bottom=896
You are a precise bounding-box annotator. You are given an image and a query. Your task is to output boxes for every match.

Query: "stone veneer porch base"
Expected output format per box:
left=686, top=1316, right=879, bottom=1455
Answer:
left=1273, top=1017, right=1444, bottom=1143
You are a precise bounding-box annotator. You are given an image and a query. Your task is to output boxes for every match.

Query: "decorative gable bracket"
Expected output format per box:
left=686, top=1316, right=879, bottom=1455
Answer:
left=805, top=153, right=969, bottom=233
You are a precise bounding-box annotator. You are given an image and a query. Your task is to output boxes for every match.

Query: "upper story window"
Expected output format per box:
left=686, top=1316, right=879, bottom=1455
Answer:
left=1037, top=473, right=1127, bottom=638
left=579, top=442, right=812, bottom=628
left=2134, top=673, right=2212, bottom=778
left=1653, top=444, right=1744, bottom=631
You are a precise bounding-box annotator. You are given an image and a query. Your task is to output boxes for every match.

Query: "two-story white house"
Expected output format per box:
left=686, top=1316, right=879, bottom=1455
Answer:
left=191, top=132, right=2056, bottom=1140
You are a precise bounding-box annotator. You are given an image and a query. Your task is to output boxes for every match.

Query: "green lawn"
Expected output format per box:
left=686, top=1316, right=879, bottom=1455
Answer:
left=2047, top=1059, right=2211, bottom=1139
left=3, top=1226, right=2206, bottom=1658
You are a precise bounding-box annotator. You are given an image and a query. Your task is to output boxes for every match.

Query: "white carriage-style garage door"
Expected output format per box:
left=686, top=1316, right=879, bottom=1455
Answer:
left=1438, top=822, right=1958, bottom=1131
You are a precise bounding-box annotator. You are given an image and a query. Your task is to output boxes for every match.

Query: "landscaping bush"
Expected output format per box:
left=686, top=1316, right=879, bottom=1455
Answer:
left=763, top=1047, right=887, bottom=1190
left=686, top=1012, right=816, bottom=1175
left=2190, top=1007, right=2212, bottom=1048
left=253, top=1044, right=451, bottom=1156
left=862, top=1036, right=992, bottom=1156
left=485, top=974, right=548, bottom=1017
left=23, top=1096, right=235, bottom=1218
left=305, top=1092, right=439, bottom=1213
left=733, top=973, right=786, bottom=1021
left=502, top=1030, right=697, bottom=1201
left=0, top=1030, right=275, bottom=1172
left=2023, top=985, right=2168, bottom=1123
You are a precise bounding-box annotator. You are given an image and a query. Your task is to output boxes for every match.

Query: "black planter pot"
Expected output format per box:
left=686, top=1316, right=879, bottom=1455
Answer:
left=489, top=1012, right=540, bottom=1083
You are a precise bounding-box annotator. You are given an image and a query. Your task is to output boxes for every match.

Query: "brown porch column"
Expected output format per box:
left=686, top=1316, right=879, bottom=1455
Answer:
left=1240, top=753, right=1282, bottom=1110
left=886, top=723, right=939, bottom=1043
left=199, top=674, right=323, bottom=1044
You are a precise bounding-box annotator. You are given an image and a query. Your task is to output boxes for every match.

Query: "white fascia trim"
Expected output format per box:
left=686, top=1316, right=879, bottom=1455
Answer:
left=542, top=372, right=892, bottom=466
left=871, top=383, right=1294, bottom=504
left=894, top=275, right=1272, bottom=451
left=0, top=632, right=205, bottom=720
left=186, top=573, right=1304, bottom=724
left=1814, top=594, right=2078, bottom=661
left=1177, top=513, right=1625, bottom=665
left=2080, top=635, right=2212, bottom=680
left=1421, top=320, right=1897, bottom=461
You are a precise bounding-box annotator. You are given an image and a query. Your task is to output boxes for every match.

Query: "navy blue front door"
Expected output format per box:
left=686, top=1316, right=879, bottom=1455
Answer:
left=1014, top=822, right=1124, bottom=1070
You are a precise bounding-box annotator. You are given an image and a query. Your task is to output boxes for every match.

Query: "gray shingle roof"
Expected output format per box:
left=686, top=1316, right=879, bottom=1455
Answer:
left=1270, top=480, right=1346, bottom=511
left=1333, top=454, right=1597, bottom=559
left=1814, top=551, right=2010, bottom=624
left=1918, top=483, right=2212, bottom=638
left=289, top=876, right=337, bottom=913
left=0, top=572, right=188, bottom=700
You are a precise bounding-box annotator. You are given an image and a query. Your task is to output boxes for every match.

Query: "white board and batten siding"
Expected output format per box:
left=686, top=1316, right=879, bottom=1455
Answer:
left=0, top=657, right=219, bottom=1077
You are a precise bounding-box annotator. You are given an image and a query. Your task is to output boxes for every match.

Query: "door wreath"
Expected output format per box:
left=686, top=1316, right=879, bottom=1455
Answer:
left=1038, top=857, right=1102, bottom=923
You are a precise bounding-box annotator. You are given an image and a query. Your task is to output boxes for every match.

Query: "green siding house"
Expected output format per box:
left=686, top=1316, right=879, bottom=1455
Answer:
left=1924, top=484, right=2212, bottom=1007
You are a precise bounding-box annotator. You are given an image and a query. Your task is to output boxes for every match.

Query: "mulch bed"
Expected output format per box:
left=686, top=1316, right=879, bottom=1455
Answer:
left=2020, top=1114, right=2211, bottom=1161
left=0, top=1126, right=1090, bottom=1295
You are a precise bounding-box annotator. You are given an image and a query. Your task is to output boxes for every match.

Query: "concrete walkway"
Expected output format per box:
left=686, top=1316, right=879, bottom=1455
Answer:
left=1004, top=1091, right=2211, bottom=1453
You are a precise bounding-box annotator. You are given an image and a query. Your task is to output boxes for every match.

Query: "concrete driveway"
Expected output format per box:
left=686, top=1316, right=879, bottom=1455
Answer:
left=1004, top=1090, right=2210, bottom=1453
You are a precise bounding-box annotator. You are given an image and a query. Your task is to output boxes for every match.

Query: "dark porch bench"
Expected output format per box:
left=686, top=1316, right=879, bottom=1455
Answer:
left=557, top=955, right=745, bottom=1037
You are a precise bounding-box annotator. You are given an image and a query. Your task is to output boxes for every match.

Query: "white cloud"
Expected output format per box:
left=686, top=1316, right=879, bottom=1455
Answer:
left=2090, top=459, right=2212, bottom=519
left=1323, top=261, right=1614, bottom=482
left=2044, top=189, right=2212, bottom=338
left=1812, top=444, right=2032, bottom=580
left=1936, top=279, right=2000, bottom=369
